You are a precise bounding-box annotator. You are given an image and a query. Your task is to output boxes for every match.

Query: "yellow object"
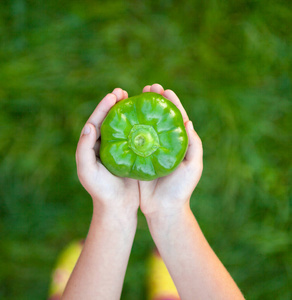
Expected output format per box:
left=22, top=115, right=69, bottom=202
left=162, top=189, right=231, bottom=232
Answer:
left=49, top=243, right=180, bottom=300
left=48, top=240, right=83, bottom=299
left=148, top=249, right=180, bottom=300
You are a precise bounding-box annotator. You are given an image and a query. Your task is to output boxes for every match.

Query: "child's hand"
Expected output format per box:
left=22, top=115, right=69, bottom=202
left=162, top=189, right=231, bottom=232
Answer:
left=65, top=90, right=139, bottom=300
left=139, top=84, right=203, bottom=217
left=75, top=88, right=139, bottom=216
left=71, top=86, right=244, bottom=300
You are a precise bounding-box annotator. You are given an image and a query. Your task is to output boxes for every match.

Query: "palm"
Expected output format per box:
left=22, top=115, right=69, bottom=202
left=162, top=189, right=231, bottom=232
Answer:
left=87, top=163, right=139, bottom=209
left=139, top=162, right=199, bottom=215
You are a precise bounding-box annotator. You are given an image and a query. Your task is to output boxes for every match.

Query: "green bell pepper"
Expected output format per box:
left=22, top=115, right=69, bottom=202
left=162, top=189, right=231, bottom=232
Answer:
left=100, top=92, right=188, bottom=180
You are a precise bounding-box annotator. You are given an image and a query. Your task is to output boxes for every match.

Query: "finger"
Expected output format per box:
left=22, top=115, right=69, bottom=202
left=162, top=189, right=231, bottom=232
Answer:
left=150, top=83, right=164, bottom=94
left=76, top=123, right=98, bottom=174
left=123, top=90, right=128, bottom=99
left=87, top=93, right=117, bottom=138
left=163, top=89, right=189, bottom=123
left=112, top=88, right=124, bottom=102
left=143, top=85, right=151, bottom=93
left=184, top=121, right=203, bottom=168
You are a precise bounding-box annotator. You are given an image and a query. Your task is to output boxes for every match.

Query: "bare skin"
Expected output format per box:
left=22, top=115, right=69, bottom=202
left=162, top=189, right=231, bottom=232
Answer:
left=139, top=84, right=245, bottom=300
left=62, top=84, right=244, bottom=300
left=139, top=84, right=203, bottom=215
left=62, top=89, right=139, bottom=300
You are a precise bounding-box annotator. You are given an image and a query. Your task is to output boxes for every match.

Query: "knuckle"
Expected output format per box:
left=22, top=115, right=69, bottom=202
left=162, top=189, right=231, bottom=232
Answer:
left=194, top=136, right=203, bottom=150
left=114, top=87, right=123, bottom=93
left=77, top=165, right=87, bottom=180
left=107, top=92, right=116, bottom=99
left=194, top=134, right=202, bottom=145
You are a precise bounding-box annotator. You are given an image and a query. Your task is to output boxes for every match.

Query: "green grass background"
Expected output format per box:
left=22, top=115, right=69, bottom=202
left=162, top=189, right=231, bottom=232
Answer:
left=0, top=0, right=291, bottom=299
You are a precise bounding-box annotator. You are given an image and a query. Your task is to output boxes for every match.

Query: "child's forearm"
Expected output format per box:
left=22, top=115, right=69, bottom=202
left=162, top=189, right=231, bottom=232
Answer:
left=146, top=204, right=244, bottom=300
left=62, top=205, right=137, bottom=300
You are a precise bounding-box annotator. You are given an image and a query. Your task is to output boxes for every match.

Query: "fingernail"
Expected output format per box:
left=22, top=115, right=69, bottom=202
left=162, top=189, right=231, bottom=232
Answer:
left=83, top=124, right=91, bottom=135
left=189, top=121, right=194, bottom=130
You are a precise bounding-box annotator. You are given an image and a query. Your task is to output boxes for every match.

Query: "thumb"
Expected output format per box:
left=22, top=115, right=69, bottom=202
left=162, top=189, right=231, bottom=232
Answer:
left=76, top=123, right=98, bottom=175
left=184, top=121, right=203, bottom=168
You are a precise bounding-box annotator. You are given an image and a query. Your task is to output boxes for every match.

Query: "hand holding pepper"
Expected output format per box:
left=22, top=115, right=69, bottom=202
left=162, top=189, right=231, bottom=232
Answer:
left=75, top=88, right=140, bottom=215
left=139, top=85, right=243, bottom=300
left=138, top=84, right=203, bottom=217
left=66, top=89, right=140, bottom=299
left=64, top=84, right=244, bottom=300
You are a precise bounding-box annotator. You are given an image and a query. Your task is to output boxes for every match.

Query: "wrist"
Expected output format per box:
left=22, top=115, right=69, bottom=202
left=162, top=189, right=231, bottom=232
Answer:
left=92, top=202, right=138, bottom=231
left=145, top=203, right=192, bottom=231
left=145, top=205, right=198, bottom=254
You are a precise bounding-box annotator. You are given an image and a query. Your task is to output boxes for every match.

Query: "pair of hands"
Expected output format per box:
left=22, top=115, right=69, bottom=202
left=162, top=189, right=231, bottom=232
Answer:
left=75, top=84, right=203, bottom=219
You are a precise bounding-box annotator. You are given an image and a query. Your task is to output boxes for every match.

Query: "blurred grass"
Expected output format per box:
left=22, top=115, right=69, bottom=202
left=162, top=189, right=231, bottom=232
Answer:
left=0, top=0, right=291, bottom=299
